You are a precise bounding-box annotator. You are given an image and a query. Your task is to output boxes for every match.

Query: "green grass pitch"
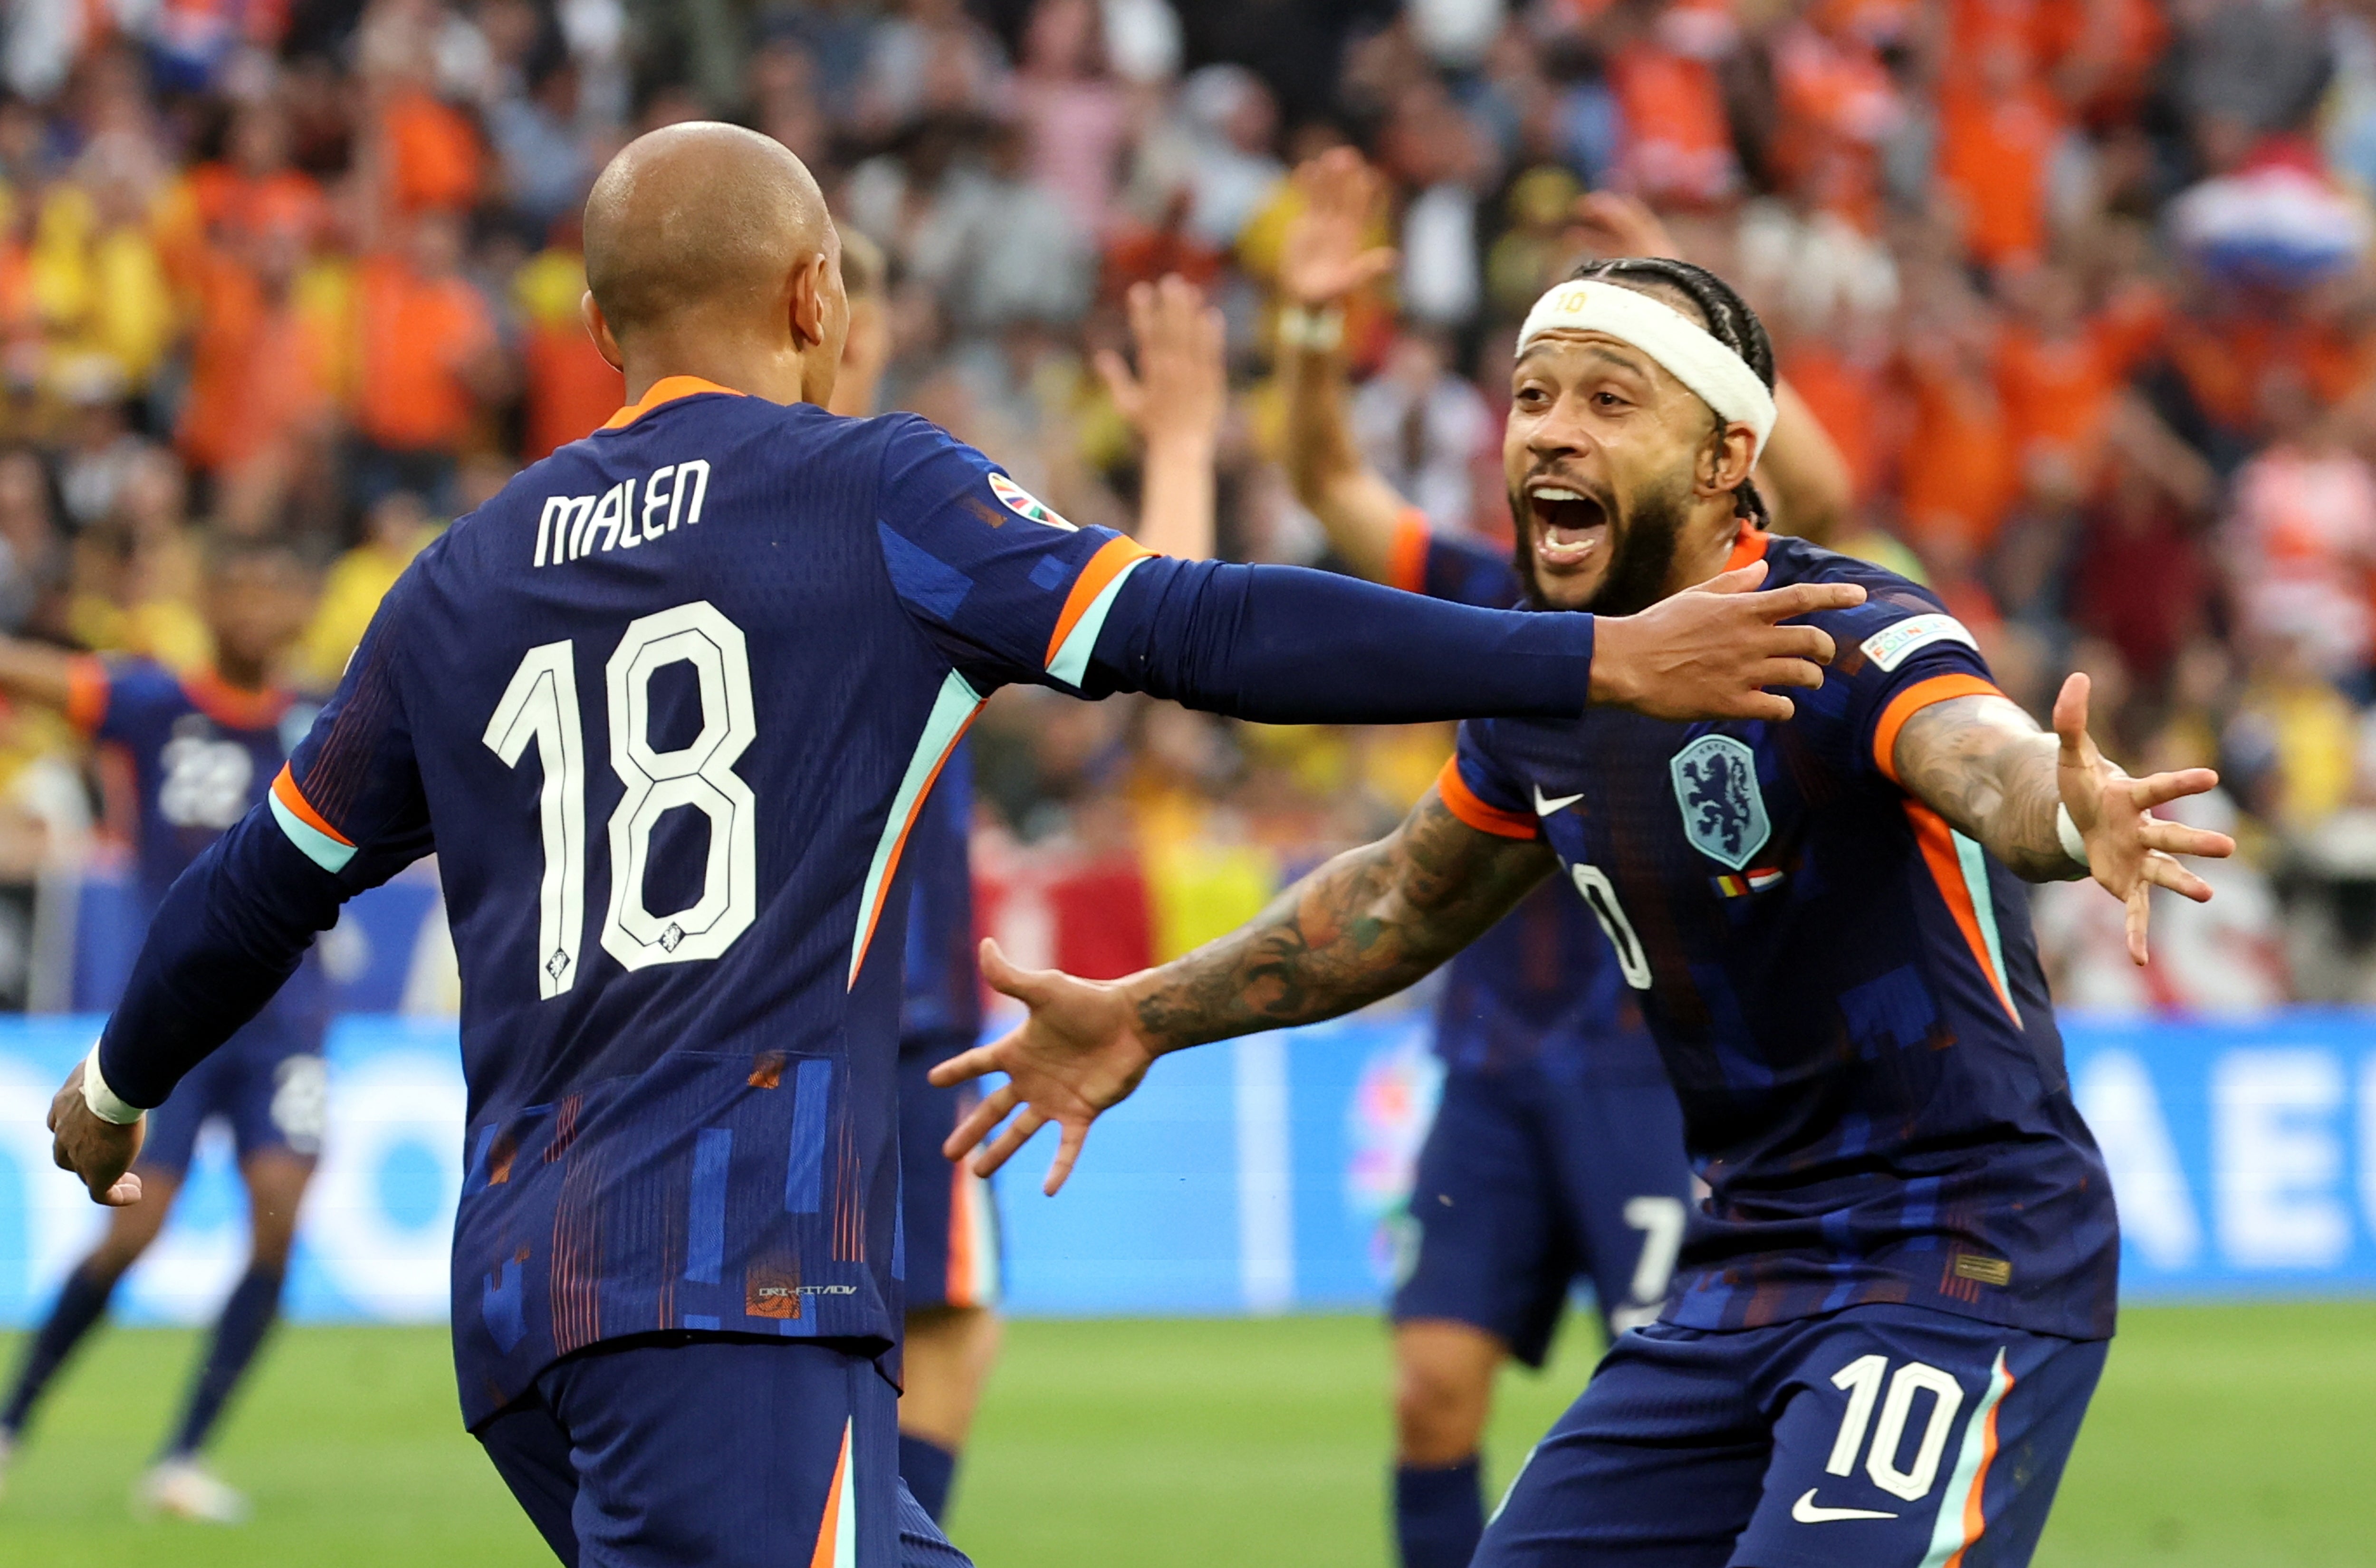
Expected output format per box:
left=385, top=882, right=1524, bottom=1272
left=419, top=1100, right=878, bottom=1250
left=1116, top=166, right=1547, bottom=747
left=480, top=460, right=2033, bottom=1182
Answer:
left=0, top=1303, right=2369, bottom=1565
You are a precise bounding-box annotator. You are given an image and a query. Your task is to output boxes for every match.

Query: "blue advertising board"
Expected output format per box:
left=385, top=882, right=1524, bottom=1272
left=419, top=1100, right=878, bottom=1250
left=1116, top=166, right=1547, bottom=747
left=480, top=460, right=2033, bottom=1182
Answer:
left=0, top=1008, right=2371, bottom=1326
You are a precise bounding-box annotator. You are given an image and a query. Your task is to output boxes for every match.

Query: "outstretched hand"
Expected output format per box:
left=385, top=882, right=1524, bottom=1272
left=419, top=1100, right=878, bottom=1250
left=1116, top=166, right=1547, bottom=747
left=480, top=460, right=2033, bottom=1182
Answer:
left=1094, top=276, right=1226, bottom=453
left=1566, top=191, right=1683, bottom=264
left=2053, top=672, right=2236, bottom=965
left=1590, top=561, right=1868, bottom=722
left=48, top=1060, right=144, bottom=1207
left=1279, top=147, right=1398, bottom=308
left=929, top=940, right=1162, bottom=1195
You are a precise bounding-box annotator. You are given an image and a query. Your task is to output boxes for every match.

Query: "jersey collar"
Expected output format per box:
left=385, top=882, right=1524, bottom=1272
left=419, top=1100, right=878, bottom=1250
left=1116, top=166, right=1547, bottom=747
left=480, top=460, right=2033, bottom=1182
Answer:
left=1723, top=521, right=1770, bottom=573
left=181, top=668, right=293, bottom=731
left=600, top=375, right=748, bottom=432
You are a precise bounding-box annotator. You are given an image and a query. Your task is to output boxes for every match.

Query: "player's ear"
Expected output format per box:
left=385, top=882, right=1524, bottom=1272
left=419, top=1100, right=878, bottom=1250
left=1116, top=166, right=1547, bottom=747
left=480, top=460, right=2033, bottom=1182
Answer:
left=1695, top=421, right=1756, bottom=501
left=787, top=250, right=833, bottom=351
left=581, top=292, right=623, bottom=372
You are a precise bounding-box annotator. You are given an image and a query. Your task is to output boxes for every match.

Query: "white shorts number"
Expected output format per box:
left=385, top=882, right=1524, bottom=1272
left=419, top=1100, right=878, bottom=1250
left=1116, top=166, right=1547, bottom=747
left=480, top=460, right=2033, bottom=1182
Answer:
left=1825, top=1354, right=1966, bottom=1502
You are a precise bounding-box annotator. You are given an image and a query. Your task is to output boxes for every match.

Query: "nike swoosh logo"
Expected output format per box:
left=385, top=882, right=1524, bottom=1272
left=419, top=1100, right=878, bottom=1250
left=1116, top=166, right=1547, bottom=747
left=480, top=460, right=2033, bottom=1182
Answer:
left=1533, top=785, right=1584, bottom=816
left=1791, top=1490, right=1899, bottom=1524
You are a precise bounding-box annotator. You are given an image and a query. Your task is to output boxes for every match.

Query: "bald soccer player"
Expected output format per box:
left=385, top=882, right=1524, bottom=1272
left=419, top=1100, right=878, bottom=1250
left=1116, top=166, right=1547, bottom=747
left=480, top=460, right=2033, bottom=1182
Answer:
left=43, top=124, right=1865, bottom=1568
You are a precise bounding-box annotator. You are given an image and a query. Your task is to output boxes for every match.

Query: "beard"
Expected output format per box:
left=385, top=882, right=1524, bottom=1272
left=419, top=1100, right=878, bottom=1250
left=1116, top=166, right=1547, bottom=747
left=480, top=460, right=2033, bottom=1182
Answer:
left=1509, top=469, right=1696, bottom=616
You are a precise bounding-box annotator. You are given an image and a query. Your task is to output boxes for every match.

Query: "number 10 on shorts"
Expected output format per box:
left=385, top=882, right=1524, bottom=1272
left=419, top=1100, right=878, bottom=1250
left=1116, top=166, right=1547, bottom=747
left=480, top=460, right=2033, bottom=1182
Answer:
left=1825, top=1355, right=1964, bottom=1503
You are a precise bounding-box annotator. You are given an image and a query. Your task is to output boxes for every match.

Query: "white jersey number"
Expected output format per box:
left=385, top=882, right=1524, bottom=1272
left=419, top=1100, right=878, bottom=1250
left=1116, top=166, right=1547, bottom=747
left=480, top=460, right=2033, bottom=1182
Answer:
left=484, top=601, right=757, bottom=996
left=1570, top=863, right=1652, bottom=990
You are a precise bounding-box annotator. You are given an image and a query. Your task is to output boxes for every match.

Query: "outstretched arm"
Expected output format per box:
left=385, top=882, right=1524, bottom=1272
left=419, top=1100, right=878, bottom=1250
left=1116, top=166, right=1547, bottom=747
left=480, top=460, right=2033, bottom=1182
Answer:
left=1891, top=672, right=2236, bottom=962
left=1274, top=148, right=1411, bottom=580
left=0, top=636, right=82, bottom=712
left=1097, top=275, right=1227, bottom=560
left=931, top=787, right=1556, bottom=1191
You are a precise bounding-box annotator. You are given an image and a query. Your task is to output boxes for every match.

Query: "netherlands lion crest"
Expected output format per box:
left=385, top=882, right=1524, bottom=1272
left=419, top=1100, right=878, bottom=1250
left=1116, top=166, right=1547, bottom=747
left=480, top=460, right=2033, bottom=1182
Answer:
left=1669, top=734, right=1769, bottom=870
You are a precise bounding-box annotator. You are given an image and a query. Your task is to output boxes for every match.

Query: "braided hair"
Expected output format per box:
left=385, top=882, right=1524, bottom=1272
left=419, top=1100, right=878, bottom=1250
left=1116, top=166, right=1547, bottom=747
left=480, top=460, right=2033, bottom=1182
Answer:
left=1566, top=255, right=1775, bottom=528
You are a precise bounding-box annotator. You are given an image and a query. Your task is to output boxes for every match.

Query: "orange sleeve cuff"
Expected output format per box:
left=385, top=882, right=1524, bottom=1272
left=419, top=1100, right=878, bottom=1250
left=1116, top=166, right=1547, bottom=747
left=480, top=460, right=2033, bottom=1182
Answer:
left=271, top=763, right=355, bottom=848
left=1043, top=535, right=1157, bottom=667
left=64, top=656, right=109, bottom=736
left=1434, top=755, right=1539, bottom=840
left=1872, top=673, right=2006, bottom=784
left=1385, top=507, right=1430, bottom=595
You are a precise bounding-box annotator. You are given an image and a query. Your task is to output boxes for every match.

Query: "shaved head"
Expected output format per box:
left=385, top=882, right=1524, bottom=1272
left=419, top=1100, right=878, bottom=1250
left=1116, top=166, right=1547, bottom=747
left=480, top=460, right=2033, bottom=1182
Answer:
left=584, top=121, right=837, bottom=344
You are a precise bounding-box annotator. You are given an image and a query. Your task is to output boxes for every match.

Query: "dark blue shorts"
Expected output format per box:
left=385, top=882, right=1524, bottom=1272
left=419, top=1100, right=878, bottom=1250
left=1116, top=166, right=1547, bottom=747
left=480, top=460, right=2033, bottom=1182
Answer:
left=475, top=1334, right=973, bottom=1568
left=1477, top=1303, right=2108, bottom=1568
left=1393, top=1053, right=1693, bottom=1358
left=899, top=1036, right=1001, bottom=1314
left=137, top=1005, right=327, bottom=1177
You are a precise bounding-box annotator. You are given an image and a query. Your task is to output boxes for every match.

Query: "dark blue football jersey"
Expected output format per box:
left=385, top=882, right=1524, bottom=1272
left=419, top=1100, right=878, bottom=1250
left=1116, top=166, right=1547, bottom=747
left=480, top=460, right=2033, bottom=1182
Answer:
left=71, top=658, right=326, bottom=1051
left=895, top=737, right=980, bottom=1053
left=265, top=377, right=1204, bottom=1421
left=71, top=658, right=318, bottom=910
left=1444, top=528, right=2119, bottom=1341
left=103, top=374, right=1613, bottom=1428
left=1385, top=512, right=1659, bottom=1082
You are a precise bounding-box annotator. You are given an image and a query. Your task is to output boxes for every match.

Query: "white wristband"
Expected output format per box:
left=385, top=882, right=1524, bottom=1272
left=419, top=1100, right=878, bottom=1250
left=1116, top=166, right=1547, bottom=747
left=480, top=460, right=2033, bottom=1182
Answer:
left=80, top=1044, right=144, bottom=1125
left=2055, top=803, right=2090, bottom=870
left=1276, top=304, right=1344, bottom=352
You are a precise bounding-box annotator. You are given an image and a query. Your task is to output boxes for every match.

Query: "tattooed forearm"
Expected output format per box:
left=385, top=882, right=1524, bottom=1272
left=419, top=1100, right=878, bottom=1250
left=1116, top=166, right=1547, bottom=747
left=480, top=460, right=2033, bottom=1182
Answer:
left=1893, top=694, right=2083, bottom=882
left=1129, top=789, right=1557, bottom=1052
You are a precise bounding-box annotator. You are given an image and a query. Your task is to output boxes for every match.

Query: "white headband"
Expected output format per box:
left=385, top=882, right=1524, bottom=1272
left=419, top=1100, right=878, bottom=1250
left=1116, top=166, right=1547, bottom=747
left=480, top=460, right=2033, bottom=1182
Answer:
left=1517, top=279, right=1777, bottom=463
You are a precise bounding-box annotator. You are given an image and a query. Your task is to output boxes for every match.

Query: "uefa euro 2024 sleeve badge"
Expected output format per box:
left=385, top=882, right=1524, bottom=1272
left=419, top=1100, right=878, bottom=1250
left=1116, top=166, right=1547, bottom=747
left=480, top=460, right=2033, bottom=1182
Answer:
left=1670, top=734, right=1770, bottom=870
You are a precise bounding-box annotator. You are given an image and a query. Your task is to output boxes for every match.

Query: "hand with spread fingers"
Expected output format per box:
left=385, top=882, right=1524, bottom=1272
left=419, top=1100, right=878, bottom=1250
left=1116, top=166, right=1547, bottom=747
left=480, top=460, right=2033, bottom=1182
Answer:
left=1094, top=275, right=1227, bottom=456
left=2053, top=672, right=2237, bottom=965
left=1279, top=147, right=1399, bottom=308
left=930, top=939, right=1162, bottom=1195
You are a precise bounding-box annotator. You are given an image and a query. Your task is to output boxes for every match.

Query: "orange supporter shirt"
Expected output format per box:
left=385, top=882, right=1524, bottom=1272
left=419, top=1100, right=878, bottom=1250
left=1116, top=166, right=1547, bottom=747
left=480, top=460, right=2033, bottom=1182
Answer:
left=1610, top=45, right=1739, bottom=203
left=1935, top=76, right=2062, bottom=268
left=1995, top=326, right=2116, bottom=465
left=355, top=257, right=495, bottom=453
left=522, top=322, right=623, bottom=460
left=381, top=90, right=482, bottom=215
left=1900, top=361, right=2017, bottom=553
left=1781, top=342, right=1888, bottom=499
left=188, top=165, right=327, bottom=246
left=179, top=254, right=336, bottom=474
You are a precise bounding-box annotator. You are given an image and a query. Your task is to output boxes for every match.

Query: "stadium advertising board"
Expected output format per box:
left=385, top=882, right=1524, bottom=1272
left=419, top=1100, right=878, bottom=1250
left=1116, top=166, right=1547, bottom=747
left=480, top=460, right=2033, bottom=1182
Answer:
left=0, top=1010, right=2373, bottom=1325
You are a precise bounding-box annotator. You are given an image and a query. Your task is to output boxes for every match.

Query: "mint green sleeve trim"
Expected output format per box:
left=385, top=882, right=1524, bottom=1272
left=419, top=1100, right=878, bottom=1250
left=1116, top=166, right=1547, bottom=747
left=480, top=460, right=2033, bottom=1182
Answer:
left=270, top=791, right=358, bottom=874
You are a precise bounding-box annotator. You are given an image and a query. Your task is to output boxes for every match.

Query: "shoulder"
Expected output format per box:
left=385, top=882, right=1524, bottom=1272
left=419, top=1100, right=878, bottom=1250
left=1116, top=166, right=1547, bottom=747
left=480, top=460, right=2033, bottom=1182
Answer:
left=106, top=657, right=183, bottom=706
left=1422, top=530, right=1519, bottom=609
left=1759, top=534, right=1970, bottom=666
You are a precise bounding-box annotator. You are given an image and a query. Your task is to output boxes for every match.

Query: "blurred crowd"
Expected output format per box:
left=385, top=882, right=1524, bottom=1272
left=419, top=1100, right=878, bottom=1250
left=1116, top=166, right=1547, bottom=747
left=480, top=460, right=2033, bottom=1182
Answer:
left=1, top=0, right=2375, bottom=1011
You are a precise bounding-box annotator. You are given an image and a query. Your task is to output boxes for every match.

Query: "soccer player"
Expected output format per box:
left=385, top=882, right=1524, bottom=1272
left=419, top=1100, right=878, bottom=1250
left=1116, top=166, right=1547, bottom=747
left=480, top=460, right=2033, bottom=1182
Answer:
left=0, top=540, right=321, bottom=1522
left=44, top=124, right=1857, bottom=1568
left=1270, top=150, right=1858, bottom=1568
left=936, top=262, right=2239, bottom=1567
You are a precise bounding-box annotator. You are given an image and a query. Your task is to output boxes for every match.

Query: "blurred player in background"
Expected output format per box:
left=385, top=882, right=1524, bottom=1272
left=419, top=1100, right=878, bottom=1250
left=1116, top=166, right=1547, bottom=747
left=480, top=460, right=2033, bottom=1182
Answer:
left=1272, top=148, right=1855, bottom=1568
left=941, top=258, right=2239, bottom=1568
left=0, top=541, right=320, bottom=1523
left=45, top=125, right=1847, bottom=1568
left=833, top=227, right=1228, bottom=1526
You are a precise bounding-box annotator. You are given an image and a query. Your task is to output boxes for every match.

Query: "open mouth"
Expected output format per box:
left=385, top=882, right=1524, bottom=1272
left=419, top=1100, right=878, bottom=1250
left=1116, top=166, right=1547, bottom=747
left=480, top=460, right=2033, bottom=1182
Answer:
left=1528, top=486, right=1609, bottom=574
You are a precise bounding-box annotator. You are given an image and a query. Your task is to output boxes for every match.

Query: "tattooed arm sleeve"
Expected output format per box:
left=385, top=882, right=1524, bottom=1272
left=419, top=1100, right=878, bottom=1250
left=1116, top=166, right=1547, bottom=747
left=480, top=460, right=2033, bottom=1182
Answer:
left=1890, top=693, right=2089, bottom=884
left=1128, top=786, right=1558, bottom=1052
